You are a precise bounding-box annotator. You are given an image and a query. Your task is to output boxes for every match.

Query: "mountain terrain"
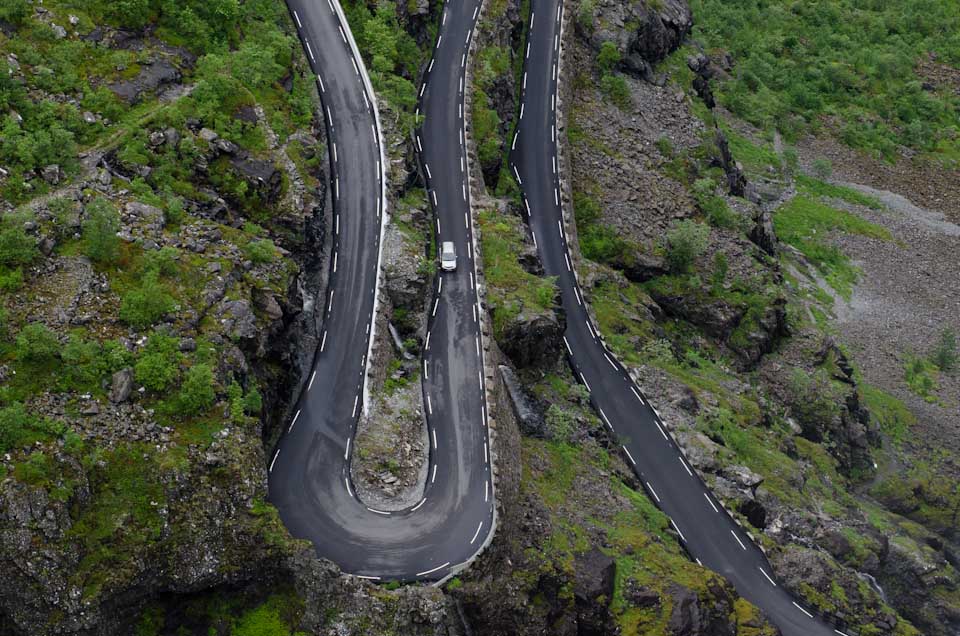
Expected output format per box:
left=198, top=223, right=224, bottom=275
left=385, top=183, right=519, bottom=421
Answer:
left=0, top=0, right=957, bottom=635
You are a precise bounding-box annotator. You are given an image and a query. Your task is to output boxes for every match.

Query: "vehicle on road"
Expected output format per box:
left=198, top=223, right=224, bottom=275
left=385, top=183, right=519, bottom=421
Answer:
left=441, top=241, right=457, bottom=271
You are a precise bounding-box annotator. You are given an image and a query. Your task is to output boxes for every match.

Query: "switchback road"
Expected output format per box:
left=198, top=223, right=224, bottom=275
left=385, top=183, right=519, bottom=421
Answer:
left=268, top=0, right=494, bottom=582
left=510, top=0, right=843, bottom=633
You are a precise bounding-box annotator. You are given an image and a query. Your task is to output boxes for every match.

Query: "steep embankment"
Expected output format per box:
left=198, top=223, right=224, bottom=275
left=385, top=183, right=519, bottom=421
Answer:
left=0, top=1, right=328, bottom=632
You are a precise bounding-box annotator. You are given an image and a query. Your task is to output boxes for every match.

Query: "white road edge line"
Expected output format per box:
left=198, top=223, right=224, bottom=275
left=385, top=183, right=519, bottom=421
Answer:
left=759, top=567, right=777, bottom=587
left=622, top=446, right=636, bottom=465
left=646, top=482, right=661, bottom=503
left=731, top=530, right=747, bottom=551
left=417, top=562, right=450, bottom=577
left=470, top=521, right=483, bottom=544
left=704, top=492, right=719, bottom=513
left=792, top=602, right=814, bottom=619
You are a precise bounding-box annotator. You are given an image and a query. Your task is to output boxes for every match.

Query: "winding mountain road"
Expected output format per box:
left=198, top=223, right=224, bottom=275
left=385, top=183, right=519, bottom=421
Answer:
left=268, top=0, right=493, bottom=582
left=510, top=1, right=844, bottom=634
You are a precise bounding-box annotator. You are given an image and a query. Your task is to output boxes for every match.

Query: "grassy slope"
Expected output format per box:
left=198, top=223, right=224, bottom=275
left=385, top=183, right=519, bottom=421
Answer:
left=690, top=0, right=960, bottom=163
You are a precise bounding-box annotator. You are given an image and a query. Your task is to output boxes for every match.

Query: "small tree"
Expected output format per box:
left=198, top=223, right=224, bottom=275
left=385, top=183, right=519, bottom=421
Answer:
left=15, top=323, right=59, bottom=363
left=119, top=271, right=175, bottom=327
left=597, top=41, right=620, bottom=74
left=0, top=216, right=38, bottom=267
left=931, top=328, right=957, bottom=373
left=179, top=364, right=216, bottom=415
left=82, top=198, right=121, bottom=265
left=245, top=239, right=276, bottom=264
left=665, top=220, right=709, bottom=273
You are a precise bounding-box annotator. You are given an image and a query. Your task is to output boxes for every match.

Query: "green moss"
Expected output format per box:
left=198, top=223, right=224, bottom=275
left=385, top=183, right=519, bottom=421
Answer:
left=903, top=355, right=940, bottom=402
left=796, top=175, right=883, bottom=209
left=477, top=209, right=557, bottom=340
left=859, top=384, right=915, bottom=445
left=774, top=194, right=891, bottom=298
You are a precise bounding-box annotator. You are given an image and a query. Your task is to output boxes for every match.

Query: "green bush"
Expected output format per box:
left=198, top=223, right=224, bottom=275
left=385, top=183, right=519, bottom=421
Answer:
left=577, top=0, right=596, bottom=33
left=0, top=0, right=31, bottom=24
left=812, top=158, right=833, bottom=180
left=245, top=239, right=277, bottom=264
left=600, top=74, right=631, bottom=109
left=142, top=247, right=181, bottom=277
left=120, top=271, right=176, bottom=327
left=135, top=335, right=182, bottom=393
left=82, top=198, right=121, bottom=265
left=0, top=403, right=38, bottom=452
left=930, top=328, right=957, bottom=373
left=665, top=220, right=709, bottom=273
left=597, top=41, right=620, bottom=74
left=60, top=334, right=103, bottom=390
left=0, top=267, right=24, bottom=292
left=787, top=368, right=842, bottom=441
left=0, top=215, right=38, bottom=267
left=15, top=322, right=60, bottom=363
left=178, top=364, right=216, bottom=415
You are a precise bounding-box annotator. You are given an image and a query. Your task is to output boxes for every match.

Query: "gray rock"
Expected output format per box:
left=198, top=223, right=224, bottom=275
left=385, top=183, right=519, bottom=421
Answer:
left=41, top=165, right=61, bottom=185
left=499, top=365, right=547, bottom=438
left=109, top=60, right=181, bottom=104
left=199, top=128, right=219, bottom=143
left=50, top=24, right=67, bottom=39
left=82, top=111, right=97, bottom=124
left=164, top=127, right=181, bottom=147
left=109, top=368, right=134, bottom=404
left=667, top=583, right=736, bottom=636
left=254, top=290, right=283, bottom=322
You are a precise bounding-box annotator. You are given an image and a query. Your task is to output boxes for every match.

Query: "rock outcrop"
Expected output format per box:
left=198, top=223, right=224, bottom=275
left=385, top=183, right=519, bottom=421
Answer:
left=576, top=0, right=693, bottom=79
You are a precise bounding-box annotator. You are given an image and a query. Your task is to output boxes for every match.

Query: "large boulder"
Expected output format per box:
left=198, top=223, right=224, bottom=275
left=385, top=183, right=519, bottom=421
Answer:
left=578, top=0, right=693, bottom=78
left=573, top=548, right=616, bottom=635
left=666, top=582, right=737, bottom=636
left=497, top=308, right=566, bottom=369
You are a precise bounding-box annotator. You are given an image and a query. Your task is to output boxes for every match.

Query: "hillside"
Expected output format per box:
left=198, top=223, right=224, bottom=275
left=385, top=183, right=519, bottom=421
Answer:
left=0, top=0, right=957, bottom=635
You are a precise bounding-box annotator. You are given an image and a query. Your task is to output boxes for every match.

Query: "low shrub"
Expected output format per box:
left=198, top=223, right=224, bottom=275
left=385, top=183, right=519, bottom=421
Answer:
left=120, top=271, right=176, bottom=327
left=665, top=220, right=709, bottom=273
left=15, top=323, right=60, bottom=363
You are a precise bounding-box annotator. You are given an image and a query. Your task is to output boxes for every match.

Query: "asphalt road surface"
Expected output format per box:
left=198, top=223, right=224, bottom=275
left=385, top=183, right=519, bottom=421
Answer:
left=510, top=1, right=845, bottom=634
left=268, top=0, right=494, bottom=582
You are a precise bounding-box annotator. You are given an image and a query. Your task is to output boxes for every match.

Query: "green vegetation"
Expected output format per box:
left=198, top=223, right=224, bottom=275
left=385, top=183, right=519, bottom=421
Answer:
left=472, top=44, right=512, bottom=175
left=692, top=177, right=742, bottom=229
left=245, top=239, right=278, bottom=264
left=477, top=209, right=558, bottom=339
left=15, top=322, right=60, bottom=363
left=665, top=219, right=709, bottom=273
left=0, top=403, right=62, bottom=453
left=573, top=189, right=633, bottom=265
left=340, top=0, right=432, bottom=134
left=930, top=328, right=957, bottom=373
left=691, top=0, right=960, bottom=162
left=796, top=175, right=883, bottom=210
left=594, top=42, right=631, bottom=109
left=119, top=271, right=177, bottom=327
left=903, top=355, right=939, bottom=402
left=860, top=384, right=915, bottom=446
left=134, top=334, right=181, bottom=393
left=773, top=194, right=890, bottom=298
left=82, top=198, right=122, bottom=265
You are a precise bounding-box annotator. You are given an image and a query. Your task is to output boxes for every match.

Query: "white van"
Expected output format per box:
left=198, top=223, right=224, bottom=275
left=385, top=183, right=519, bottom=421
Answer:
left=440, top=241, right=457, bottom=272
